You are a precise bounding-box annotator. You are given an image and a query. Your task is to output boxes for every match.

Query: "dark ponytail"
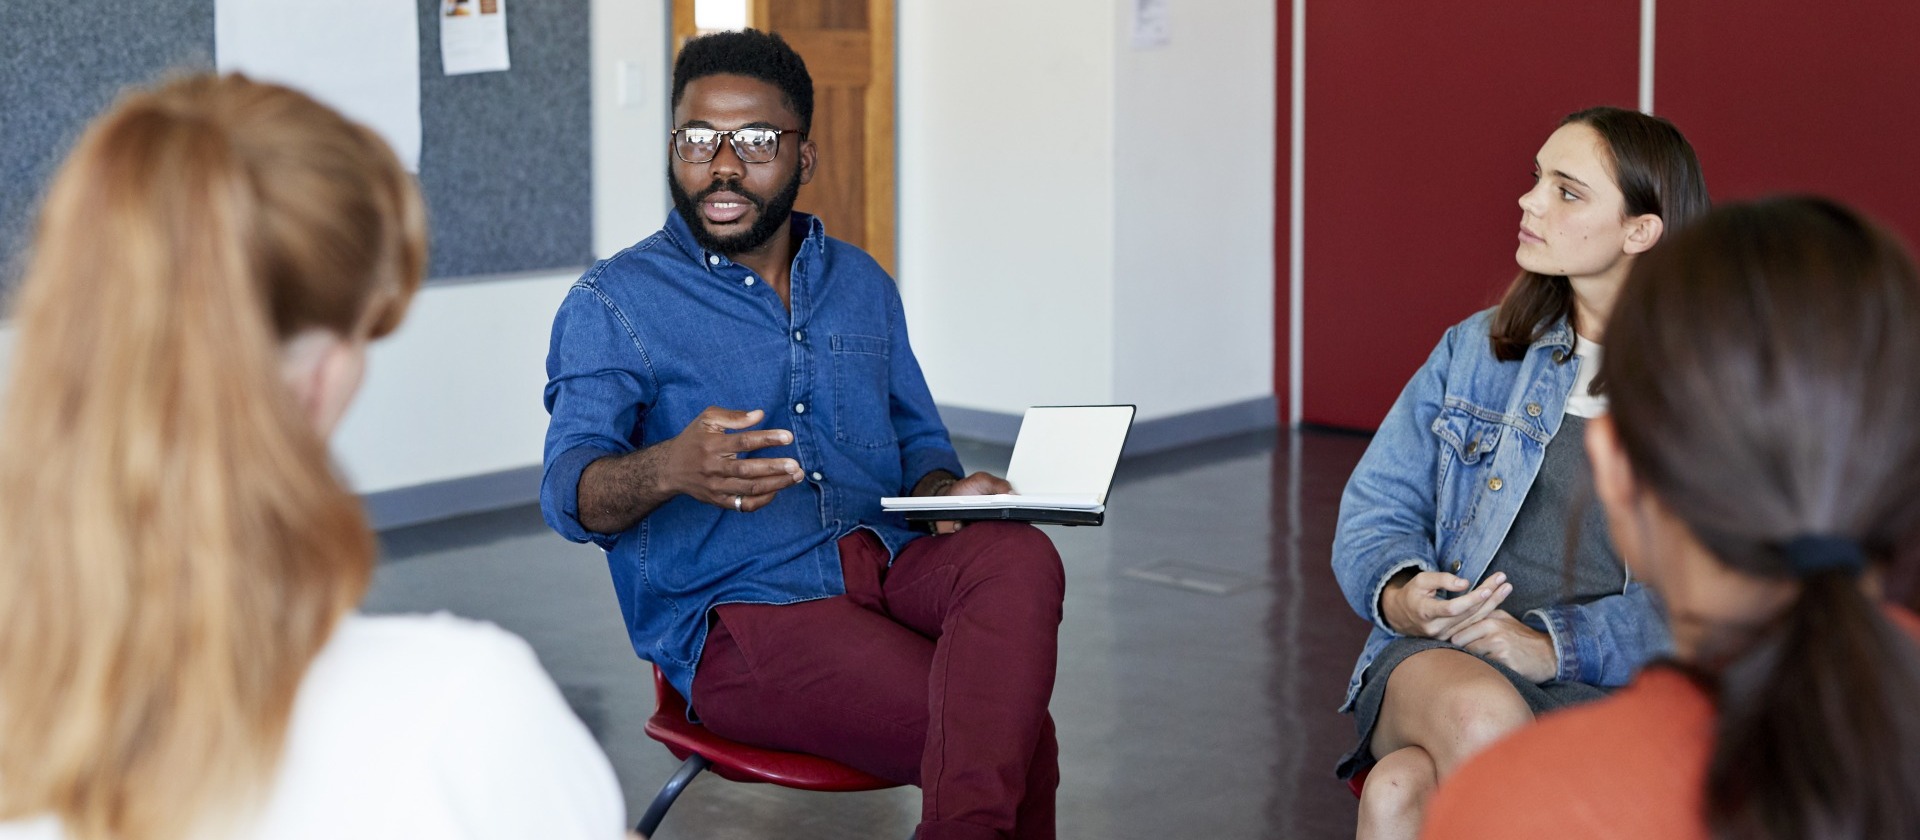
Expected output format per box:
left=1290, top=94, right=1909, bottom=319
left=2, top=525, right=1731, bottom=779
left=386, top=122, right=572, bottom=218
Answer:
left=1705, top=570, right=1920, bottom=839
left=1605, top=197, right=1920, bottom=839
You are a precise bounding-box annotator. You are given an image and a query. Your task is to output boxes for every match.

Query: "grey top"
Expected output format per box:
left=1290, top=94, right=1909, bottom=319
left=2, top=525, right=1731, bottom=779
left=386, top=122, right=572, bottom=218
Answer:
left=1486, top=415, right=1625, bottom=617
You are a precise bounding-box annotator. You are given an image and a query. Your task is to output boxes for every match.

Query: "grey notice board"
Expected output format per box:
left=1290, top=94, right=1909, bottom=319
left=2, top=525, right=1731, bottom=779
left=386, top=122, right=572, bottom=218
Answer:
left=1, top=0, right=591, bottom=287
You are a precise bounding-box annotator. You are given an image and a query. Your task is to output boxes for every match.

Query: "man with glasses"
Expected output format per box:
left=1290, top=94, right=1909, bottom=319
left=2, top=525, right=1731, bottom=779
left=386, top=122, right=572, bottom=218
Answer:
left=540, top=29, right=1064, bottom=840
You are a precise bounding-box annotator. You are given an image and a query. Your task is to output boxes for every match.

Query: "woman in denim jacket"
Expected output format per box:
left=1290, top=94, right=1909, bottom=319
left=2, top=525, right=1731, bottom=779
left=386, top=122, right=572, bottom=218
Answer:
left=1331, top=107, right=1709, bottom=840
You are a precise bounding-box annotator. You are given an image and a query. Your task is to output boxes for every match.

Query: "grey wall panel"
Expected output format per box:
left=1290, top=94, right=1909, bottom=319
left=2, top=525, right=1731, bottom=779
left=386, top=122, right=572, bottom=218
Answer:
left=0, top=0, right=590, bottom=290
left=1, top=1, right=214, bottom=283
left=414, top=0, right=591, bottom=279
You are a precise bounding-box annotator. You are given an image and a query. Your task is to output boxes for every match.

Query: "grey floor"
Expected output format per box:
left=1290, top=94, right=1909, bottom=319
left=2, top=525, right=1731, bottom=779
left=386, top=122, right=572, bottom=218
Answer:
left=366, top=429, right=1375, bottom=839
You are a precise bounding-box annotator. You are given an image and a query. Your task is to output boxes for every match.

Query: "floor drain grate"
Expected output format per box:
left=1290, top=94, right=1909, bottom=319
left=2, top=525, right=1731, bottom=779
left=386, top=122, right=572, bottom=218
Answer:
left=1121, top=561, right=1266, bottom=596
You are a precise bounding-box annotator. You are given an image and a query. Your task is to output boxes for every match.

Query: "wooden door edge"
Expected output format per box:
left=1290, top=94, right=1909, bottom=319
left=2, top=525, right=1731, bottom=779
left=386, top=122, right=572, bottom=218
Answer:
left=863, top=0, right=897, bottom=275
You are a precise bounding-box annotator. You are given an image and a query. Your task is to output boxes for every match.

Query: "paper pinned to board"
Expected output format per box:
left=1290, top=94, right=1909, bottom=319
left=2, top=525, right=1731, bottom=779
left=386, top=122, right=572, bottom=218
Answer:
left=215, top=0, right=422, bottom=171
left=1132, top=0, right=1171, bottom=49
left=440, top=0, right=512, bottom=76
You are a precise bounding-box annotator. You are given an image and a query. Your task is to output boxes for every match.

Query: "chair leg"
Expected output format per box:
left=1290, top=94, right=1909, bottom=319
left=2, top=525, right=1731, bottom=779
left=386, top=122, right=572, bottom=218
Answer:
left=636, top=753, right=711, bottom=837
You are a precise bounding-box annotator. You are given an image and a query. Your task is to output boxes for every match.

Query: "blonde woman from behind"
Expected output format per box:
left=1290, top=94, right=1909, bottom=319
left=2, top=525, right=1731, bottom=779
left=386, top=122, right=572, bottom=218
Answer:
left=0, top=74, right=626, bottom=840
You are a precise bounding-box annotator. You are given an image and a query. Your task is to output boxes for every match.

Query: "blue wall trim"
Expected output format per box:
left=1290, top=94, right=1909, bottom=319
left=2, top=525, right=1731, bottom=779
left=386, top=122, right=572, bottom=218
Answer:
left=935, top=404, right=1025, bottom=445
left=365, top=464, right=544, bottom=532
left=1124, top=396, right=1280, bottom=456
left=939, top=396, right=1279, bottom=456
left=367, top=397, right=1280, bottom=531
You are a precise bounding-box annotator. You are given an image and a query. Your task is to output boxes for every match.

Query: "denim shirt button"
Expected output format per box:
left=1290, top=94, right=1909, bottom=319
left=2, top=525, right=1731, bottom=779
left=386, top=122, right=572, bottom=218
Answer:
left=707, top=254, right=720, bottom=266
left=794, top=330, right=805, bottom=342
left=1525, top=402, right=1542, bottom=417
left=811, top=471, right=823, bottom=482
left=744, top=276, right=756, bottom=286
left=1487, top=477, right=1504, bottom=491
left=794, top=402, right=806, bottom=414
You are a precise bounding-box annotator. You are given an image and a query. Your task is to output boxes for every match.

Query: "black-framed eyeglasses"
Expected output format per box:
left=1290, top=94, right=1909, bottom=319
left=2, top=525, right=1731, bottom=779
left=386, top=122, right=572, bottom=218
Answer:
left=671, top=127, right=806, bottom=164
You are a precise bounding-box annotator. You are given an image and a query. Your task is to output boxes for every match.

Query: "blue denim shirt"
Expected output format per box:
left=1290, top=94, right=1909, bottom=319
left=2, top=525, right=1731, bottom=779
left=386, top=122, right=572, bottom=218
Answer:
left=1332, top=308, right=1670, bottom=711
left=540, top=210, right=964, bottom=703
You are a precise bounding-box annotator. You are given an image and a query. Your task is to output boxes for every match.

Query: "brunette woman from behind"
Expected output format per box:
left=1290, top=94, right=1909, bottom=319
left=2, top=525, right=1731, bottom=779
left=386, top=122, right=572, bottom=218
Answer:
left=1424, top=196, right=1920, bottom=839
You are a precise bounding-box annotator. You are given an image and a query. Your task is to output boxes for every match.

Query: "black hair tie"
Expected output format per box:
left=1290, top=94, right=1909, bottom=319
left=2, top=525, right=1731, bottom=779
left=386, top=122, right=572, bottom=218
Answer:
left=1782, top=535, right=1866, bottom=577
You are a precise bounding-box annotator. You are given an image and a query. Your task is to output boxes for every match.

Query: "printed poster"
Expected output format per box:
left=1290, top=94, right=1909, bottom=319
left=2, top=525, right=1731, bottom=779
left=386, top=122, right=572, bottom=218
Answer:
left=441, top=0, right=512, bottom=76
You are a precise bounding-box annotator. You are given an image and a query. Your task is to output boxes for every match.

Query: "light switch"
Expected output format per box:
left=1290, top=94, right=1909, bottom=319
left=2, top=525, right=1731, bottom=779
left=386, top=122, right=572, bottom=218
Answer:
left=616, top=59, right=648, bottom=109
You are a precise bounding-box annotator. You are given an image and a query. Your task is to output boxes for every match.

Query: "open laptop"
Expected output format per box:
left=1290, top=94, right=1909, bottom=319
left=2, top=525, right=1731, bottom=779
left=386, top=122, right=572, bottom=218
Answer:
left=881, top=404, right=1136, bottom=526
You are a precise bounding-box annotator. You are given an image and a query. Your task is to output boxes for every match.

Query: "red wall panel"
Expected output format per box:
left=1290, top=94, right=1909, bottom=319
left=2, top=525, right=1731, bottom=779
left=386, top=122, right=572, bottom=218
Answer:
left=1656, top=1, right=1920, bottom=247
left=1300, top=2, right=1638, bottom=430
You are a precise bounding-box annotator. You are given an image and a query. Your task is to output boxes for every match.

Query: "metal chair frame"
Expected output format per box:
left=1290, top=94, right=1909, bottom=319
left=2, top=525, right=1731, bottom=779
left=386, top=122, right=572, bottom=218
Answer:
left=636, top=752, right=711, bottom=836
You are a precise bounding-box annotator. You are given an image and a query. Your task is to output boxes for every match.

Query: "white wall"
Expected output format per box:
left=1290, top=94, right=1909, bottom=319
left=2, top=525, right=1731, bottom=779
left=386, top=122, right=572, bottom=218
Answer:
left=3, top=1, right=1273, bottom=503
left=899, top=0, right=1275, bottom=424
left=897, top=0, right=1117, bottom=416
left=336, top=0, right=669, bottom=494
left=183, top=0, right=1276, bottom=499
left=333, top=272, right=576, bottom=493
left=1112, top=0, right=1276, bottom=422
left=594, top=0, right=672, bottom=260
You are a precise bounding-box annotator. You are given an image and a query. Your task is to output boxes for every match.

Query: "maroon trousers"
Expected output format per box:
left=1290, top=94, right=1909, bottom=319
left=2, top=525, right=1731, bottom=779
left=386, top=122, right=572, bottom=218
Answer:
left=692, top=522, right=1064, bottom=840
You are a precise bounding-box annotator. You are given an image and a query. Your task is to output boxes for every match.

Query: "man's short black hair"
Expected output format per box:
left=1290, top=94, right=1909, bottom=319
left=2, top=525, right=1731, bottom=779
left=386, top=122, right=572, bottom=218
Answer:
left=672, top=29, right=814, bottom=133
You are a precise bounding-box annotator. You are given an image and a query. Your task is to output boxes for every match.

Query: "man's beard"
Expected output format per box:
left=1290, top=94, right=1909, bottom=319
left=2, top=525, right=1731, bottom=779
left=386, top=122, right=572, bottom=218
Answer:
left=669, top=167, right=805, bottom=257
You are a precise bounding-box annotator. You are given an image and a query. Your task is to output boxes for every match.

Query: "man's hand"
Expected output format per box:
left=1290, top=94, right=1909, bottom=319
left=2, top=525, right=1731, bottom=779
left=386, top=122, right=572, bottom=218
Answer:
left=1380, top=569, right=1513, bottom=640
left=917, top=469, right=1011, bottom=536
left=1448, top=610, right=1558, bottom=683
left=661, top=407, right=805, bottom=512
left=576, top=406, right=803, bottom=534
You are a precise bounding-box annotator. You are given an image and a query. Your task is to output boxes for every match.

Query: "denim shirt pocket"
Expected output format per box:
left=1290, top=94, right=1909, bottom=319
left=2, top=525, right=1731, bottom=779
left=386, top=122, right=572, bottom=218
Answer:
left=1431, top=403, right=1505, bottom=532
left=830, top=333, right=897, bottom=448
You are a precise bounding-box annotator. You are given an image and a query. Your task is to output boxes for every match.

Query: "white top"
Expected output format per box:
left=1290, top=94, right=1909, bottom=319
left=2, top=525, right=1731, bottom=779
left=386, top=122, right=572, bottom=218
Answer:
left=1564, top=334, right=1609, bottom=419
left=1, top=613, right=626, bottom=840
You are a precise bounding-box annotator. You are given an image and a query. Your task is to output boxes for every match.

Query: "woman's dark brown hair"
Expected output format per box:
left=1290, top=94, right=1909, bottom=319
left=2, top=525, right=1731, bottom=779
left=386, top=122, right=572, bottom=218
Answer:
left=1604, top=197, right=1920, bottom=839
left=1488, top=106, right=1711, bottom=359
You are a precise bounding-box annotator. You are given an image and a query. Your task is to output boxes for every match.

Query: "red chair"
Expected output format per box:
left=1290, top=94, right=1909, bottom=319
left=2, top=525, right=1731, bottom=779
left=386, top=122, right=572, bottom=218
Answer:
left=1347, top=766, right=1370, bottom=799
left=636, top=665, right=906, bottom=836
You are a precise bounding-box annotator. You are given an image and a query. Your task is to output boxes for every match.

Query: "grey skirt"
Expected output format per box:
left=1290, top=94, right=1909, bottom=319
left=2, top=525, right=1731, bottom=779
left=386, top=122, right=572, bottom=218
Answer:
left=1334, top=636, right=1608, bottom=780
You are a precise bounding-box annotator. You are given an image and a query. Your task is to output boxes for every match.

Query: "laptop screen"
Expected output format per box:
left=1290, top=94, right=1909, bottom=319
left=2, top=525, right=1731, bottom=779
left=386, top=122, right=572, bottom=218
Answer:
left=1005, top=405, right=1137, bottom=503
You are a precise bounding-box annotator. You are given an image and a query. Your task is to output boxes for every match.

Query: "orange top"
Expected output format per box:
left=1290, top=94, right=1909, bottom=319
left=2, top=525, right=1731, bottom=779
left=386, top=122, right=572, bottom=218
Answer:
left=1421, top=606, right=1920, bottom=840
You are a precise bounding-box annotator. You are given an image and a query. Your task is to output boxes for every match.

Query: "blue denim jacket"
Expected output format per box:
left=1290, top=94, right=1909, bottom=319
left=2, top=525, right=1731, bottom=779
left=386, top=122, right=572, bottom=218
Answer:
left=540, top=210, right=964, bottom=704
left=1332, top=308, right=1670, bottom=711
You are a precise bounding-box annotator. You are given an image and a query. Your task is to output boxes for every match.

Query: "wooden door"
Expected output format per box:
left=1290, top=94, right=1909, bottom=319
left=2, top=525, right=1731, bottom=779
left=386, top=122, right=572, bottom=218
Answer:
left=672, top=0, right=897, bottom=274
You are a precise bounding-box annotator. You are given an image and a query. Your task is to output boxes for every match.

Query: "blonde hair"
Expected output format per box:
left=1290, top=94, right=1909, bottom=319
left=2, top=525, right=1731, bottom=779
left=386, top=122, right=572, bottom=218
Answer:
left=0, top=73, right=425, bottom=840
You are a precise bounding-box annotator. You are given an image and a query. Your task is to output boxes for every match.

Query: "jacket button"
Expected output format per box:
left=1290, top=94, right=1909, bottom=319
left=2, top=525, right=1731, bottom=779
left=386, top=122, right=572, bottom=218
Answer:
left=1488, top=477, right=1504, bottom=491
left=1526, top=402, right=1542, bottom=417
left=1552, top=349, right=1567, bottom=363
left=1451, top=561, right=1463, bottom=573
